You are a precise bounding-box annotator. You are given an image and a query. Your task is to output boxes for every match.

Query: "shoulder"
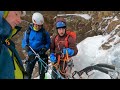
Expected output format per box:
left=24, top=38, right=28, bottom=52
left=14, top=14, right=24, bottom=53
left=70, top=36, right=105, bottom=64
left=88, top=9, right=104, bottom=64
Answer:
left=45, top=31, right=49, bottom=35
left=51, top=35, right=58, bottom=42
left=42, top=28, right=50, bottom=35
left=28, top=23, right=33, bottom=29
left=67, top=35, right=75, bottom=42
left=26, top=23, right=33, bottom=34
left=0, top=11, right=4, bottom=24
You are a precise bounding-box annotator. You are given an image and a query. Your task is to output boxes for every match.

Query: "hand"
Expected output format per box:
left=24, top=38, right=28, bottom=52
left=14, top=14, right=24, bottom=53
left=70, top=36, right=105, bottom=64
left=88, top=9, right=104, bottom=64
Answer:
left=25, top=45, right=30, bottom=52
left=41, top=48, right=47, bottom=53
left=62, top=48, right=74, bottom=56
left=39, top=48, right=47, bottom=55
left=50, top=53, right=57, bottom=63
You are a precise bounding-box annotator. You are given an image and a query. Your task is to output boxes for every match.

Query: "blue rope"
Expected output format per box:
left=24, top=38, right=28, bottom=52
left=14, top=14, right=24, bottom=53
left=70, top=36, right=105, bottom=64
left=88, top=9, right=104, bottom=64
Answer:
left=37, top=56, right=65, bottom=79
left=28, top=46, right=65, bottom=79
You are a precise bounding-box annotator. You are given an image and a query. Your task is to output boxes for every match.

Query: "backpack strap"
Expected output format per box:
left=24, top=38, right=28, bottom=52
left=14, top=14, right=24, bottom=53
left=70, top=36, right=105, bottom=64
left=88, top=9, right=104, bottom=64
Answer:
left=42, top=28, right=47, bottom=45
left=25, top=23, right=33, bottom=45
left=64, top=34, right=69, bottom=48
left=7, top=44, right=26, bottom=76
left=54, top=34, right=70, bottom=51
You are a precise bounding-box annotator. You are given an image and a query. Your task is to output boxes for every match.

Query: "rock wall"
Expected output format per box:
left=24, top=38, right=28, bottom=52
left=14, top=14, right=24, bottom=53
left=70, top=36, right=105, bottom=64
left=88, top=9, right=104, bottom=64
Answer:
left=11, top=11, right=120, bottom=60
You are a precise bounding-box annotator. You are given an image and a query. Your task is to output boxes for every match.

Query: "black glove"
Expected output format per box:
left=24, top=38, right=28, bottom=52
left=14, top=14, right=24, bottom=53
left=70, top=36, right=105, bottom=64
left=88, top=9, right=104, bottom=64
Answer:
left=28, top=54, right=35, bottom=61
left=25, top=45, right=30, bottom=52
left=39, top=48, right=47, bottom=55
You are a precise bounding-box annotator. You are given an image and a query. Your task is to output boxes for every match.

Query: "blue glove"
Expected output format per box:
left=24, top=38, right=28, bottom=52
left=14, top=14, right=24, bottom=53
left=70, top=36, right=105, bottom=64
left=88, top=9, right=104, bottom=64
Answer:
left=62, top=48, right=74, bottom=56
left=50, top=53, right=57, bottom=63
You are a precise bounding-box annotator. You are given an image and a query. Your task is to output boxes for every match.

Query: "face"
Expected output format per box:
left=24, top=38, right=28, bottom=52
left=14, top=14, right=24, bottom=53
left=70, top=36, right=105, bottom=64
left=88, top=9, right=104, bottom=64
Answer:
left=33, top=24, right=42, bottom=31
left=57, top=28, right=66, bottom=36
left=5, top=11, right=22, bottom=29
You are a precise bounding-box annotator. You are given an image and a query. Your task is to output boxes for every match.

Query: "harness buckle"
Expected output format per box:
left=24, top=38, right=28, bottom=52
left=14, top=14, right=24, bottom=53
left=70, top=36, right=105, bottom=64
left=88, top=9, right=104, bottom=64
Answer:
left=5, top=39, right=10, bottom=45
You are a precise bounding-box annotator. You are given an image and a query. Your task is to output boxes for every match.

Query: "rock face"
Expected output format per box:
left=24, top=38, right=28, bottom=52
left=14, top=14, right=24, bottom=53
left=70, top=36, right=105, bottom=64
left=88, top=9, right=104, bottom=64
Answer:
left=11, top=11, right=120, bottom=60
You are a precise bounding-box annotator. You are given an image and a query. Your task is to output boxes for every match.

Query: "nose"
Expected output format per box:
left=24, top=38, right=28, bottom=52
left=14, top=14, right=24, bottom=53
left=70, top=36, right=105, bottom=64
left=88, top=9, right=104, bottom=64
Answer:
left=17, top=17, right=22, bottom=24
left=60, top=29, right=65, bottom=32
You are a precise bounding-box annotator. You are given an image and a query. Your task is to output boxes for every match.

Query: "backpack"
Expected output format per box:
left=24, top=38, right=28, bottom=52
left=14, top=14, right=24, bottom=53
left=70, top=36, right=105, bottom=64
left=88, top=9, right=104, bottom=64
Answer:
left=54, top=30, right=76, bottom=48
left=22, top=23, right=46, bottom=49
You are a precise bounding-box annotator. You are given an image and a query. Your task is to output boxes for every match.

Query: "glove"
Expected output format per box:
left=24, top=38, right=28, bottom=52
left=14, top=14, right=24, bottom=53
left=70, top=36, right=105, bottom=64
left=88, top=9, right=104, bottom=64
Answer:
left=39, top=47, right=47, bottom=55
left=62, top=48, right=74, bottom=56
left=50, top=53, right=57, bottom=63
left=25, top=45, right=30, bottom=52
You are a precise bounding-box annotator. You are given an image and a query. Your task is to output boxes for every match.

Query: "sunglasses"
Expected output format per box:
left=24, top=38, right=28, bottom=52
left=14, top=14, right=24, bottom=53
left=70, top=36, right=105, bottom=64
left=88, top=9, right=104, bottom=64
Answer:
left=34, top=24, right=42, bottom=27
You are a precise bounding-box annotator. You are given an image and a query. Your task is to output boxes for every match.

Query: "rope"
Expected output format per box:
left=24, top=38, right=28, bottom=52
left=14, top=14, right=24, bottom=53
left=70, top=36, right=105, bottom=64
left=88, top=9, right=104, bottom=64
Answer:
left=29, top=46, right=65, bottom=79
left=37, top=57, right=64, bottom=79
left=52, top=49, right=72, bottom=77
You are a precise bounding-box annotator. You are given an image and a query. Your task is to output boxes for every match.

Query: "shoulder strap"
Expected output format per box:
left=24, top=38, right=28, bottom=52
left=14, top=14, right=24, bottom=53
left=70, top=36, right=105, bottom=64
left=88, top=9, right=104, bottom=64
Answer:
left=26, top=23, right=33, bottom=34
left=64, top=34, right=69, bottom=48
left=54, top=34, right=69, bottom=48
left=54, top=35, right=59, bottom=47
left=10, top=45, right=26, bottom=75
left=42, top=29, right=47, bottom=45
left=25, top=23, right=33, bottom=45
left=54, top=35, right=58, bottom=42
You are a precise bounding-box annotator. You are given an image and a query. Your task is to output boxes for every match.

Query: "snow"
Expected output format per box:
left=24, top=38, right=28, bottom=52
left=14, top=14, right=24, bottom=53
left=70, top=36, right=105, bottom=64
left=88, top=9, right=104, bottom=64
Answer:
left=113, top=16, right=119, bottom=21
left=73, top=35, right=109, bottom=70
left=72, top=32, right=120, bottom=79
left=34, top=20, right=120, bottom=79
left=77, top=14, right=91, bottom=20
left=54, top=14, right=91, bottom=20
left=34, top=32, right=120, bottom=79
left=35, top=34, right=120, bottom=79
left=34, top=69, right=52, bottom=79
left=103, top=16, right=113, bottom=20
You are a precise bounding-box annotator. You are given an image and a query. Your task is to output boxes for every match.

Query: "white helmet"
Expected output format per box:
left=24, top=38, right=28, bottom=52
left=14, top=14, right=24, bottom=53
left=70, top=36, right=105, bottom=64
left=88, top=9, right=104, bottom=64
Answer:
left=32, top=12, right=44, bottom=25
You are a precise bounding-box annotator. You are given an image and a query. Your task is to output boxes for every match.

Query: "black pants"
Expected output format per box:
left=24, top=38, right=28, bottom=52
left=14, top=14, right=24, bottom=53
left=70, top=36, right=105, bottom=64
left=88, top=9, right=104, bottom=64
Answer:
left=25, top=54, right=48, bottom=79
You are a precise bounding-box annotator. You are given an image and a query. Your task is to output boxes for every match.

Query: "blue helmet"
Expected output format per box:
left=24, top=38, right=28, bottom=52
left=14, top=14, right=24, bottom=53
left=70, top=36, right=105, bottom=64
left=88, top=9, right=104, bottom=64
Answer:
left=56, top=21, right=66, bottom=29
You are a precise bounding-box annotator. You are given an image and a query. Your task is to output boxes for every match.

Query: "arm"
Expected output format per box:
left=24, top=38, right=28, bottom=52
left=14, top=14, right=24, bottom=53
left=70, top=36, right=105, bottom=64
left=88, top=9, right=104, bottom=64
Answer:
left=0, top=18, right=11, bottom=37
left=0, top=27, right=4, bottom=36
left=50, top=36, right=57, bottom=63
left=21, top=27, right=30, bottom=49
left=63, top=36, right=78, bottom=57
left=68, top=36, right=78, bottom=56
left=44, top=32, right=51, bottom=51
left=50, top=36, right=56, bottom=53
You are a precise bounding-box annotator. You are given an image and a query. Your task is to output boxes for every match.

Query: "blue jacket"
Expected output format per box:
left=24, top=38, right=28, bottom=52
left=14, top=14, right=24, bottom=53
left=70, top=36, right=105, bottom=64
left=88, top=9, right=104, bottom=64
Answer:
left=0, top=11, right=25, bottom=79
left=22, top=24, right=51, bottom=54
